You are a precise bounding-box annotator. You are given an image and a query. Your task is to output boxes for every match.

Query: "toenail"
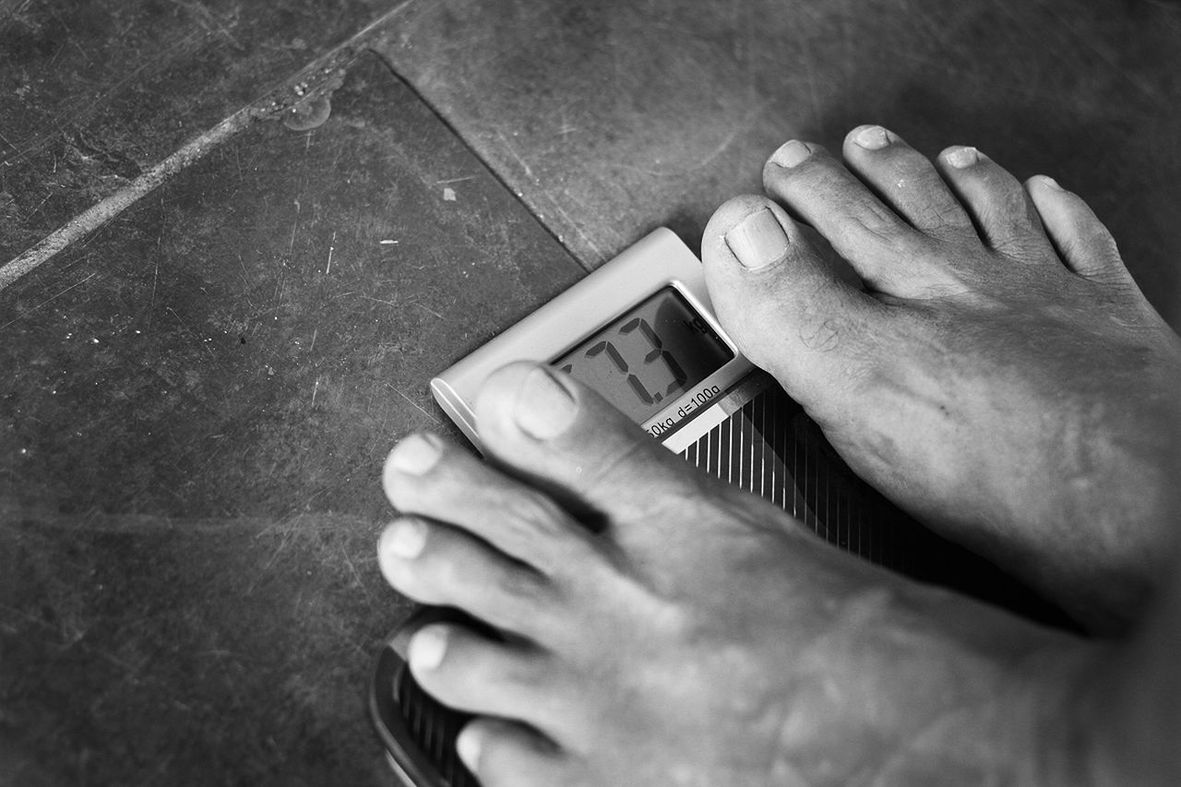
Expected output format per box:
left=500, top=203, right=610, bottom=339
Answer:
left=456, top=727, right=482, bottom=771
left=515, top=366, right=578, bottom=439
left=384, top=518, right=427, bottom=559
left=1037, top=175, right=1064, bottom=191
left=409, top=625, right=448, bottom=671
left=389, top=433, right=443, bottom=475
left=945, top=146, right=979, bottom=169
left=725, top=208, right=789, bottom=270
left=770, top=139, right=813, bottom=168
left=852, top=125, right=893, bottom=150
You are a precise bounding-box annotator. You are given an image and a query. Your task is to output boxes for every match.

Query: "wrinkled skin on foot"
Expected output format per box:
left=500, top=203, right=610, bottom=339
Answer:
left=381, top=364, right=1109, bottom=787
left=701, top=128, right=1181, bottom=632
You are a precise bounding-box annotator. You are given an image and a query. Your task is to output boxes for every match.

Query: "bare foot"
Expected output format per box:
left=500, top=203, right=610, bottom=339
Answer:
left=379, top=364, right=1108, bottom=786
left=701, top=127, right=1181, bottom=632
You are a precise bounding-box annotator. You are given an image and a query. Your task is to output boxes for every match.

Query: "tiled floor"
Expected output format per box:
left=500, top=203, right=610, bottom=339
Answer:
left=2, top=1, right=1178, bottom=783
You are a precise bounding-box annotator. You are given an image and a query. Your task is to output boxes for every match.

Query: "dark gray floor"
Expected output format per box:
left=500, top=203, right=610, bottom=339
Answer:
left=378, top=0, right=1181, bottom=323
left=2, top=0, right=1178, bottom=783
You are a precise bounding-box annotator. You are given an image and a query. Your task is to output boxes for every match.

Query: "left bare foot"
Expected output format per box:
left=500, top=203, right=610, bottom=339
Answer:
left=700, top=127, right=1181, bottom=633
left=379, top=363, right=1106, bottom=786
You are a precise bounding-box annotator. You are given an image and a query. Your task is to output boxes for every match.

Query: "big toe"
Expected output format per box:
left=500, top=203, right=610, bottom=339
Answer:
left=700, top=195, right=890, bottom=414
left=475, top=363, right=770, bottom=545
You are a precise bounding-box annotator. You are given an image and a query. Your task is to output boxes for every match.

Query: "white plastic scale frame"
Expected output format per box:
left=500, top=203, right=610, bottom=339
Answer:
left=430, top=227, right=776, bottom=457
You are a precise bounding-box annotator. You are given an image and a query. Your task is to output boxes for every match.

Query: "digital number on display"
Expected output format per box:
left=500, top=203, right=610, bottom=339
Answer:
left=551, top=288, right=733, bottom=423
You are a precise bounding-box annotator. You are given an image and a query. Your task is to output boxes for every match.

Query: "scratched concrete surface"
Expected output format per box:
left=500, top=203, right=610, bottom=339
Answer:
left=0, top=53, right=578, bottom=784
left=376, top=0, right=1181, bottom=325
left=2, top=0, right=1180, bottom=784
left=0, top=0, right=407, bottom=265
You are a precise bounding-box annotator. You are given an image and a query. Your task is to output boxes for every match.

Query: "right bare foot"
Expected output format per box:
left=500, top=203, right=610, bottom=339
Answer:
left=379, top=364, right=1111, bottom=787
left=701, top=126, right=1181, bottom=632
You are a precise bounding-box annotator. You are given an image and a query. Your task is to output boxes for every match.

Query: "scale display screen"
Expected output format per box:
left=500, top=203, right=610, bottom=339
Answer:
left=551, top=287, right=733, bottom=422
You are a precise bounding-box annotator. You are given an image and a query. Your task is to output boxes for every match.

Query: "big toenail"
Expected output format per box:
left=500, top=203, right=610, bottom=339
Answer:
left=389, top=433, right=443, bottom=475
left=853, top=125, right=893, bottom=150
left=384, top=518, right=427, bottom=559
left=515, top=366, right=578, bottom=439
left=770, top=139, right=812, bottom=168
left=409, top=625, right=448, bottom=671
left=945, top=146, right=979, bottom=169
left=456, top=727, right=482, bottom=771
left=725, top=208, right=789, bottom=270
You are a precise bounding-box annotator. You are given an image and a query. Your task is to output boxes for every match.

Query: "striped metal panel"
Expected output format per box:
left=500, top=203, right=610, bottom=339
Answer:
left=679, top=385, right=913, bottom=571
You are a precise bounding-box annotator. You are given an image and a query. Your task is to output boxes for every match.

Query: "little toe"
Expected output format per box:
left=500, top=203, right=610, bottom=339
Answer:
left=377, top=517, right=556, bottom=634
left=842, top=125, right=976, bottom=243
left=761, top=138, right=932, bottom=294
left=458, top=718, right=570, bottom=787
left=700, top=195, right=888, bottom=408
left=1026, top=175, right=1132, bottom=285
left=937, top=146, right=1058, bottom=261
left=407, top=624, right=560, bottom=728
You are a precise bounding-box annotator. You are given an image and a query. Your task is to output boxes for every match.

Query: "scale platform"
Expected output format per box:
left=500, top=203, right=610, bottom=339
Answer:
left=370, top=229, right=1055, bottom=787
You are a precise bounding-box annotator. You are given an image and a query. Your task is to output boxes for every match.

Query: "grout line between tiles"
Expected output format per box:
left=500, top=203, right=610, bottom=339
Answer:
left=365, top=46, right=593, bottom=276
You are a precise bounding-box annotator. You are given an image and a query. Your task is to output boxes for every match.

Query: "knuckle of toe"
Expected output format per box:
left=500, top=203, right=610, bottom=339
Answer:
left=498, top=490, right=595, bottom=573
left=490, top=564, right=550, bottom=609
left=992, top=234, right=1044, bottom=261
left=504, top=490, right=569, bottom=539
left=920, top=200, right=972, bottom=233
left=848, top=203, right=908, bottom=246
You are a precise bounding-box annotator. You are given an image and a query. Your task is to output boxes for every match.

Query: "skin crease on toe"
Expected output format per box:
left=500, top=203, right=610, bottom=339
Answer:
left=700, top=126, right=1181, bottom=633
left=380, top=362, right=1135, bottom=786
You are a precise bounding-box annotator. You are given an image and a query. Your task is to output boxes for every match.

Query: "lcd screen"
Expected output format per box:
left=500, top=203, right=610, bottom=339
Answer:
left=551, top=287, right=733, bottom=422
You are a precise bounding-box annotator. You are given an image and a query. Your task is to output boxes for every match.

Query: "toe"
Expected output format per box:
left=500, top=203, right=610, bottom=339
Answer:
left=408, top=624, right=562, bottom=728
left=473, top=363, right=760, bottom=547
left=761, top=138, right=934, bottom=294
left=383, top=433, right=599, bottom=577
left=1025, top=175, right=1132, bottom=285
left=936, top=146, right=1058, bottom=261
left=700, top=195, right=888, bottom=409
left=377, top=517, right=557, bottom=634
left=842, top=125, right=976, bottom=243
left=458, top=718, right=571, bottom=787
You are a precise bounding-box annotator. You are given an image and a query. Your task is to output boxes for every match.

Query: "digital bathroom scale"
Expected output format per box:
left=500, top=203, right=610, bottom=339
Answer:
left=369, top=228, right=1057, bottom=786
